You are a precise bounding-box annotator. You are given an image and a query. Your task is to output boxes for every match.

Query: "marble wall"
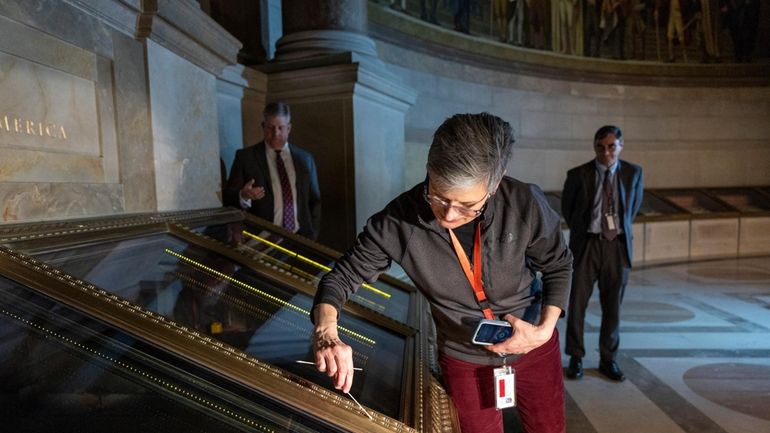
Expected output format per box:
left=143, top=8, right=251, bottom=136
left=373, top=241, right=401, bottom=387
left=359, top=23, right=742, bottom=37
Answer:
left=372, top=41, right=770, bottom=193
left=0, top=5, right=123, bottom=222
left=147, top=40, right=220, bottom=211
left=0, top=0, right=242, bottom=224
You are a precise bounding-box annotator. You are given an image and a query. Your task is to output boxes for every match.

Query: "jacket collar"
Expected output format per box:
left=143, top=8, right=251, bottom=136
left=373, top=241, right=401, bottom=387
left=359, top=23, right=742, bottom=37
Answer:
left=415, top=179, right=496, bottom=236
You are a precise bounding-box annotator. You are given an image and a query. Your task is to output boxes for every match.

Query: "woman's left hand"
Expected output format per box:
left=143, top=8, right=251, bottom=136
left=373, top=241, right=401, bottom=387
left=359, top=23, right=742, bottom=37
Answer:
left=486, top=305, right=561, bottom=355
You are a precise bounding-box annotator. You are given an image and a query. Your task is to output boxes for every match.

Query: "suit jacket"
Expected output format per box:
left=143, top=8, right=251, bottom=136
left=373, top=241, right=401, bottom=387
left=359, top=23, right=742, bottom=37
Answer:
left=561, top=159, right=644, bottom=265
left=225, top=142, right=321, bottom=240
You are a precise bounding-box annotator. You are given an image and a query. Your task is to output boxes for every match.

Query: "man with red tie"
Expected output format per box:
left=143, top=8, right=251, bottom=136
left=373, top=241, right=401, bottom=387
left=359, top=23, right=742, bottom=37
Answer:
left=562, top=125, right=644, bottom=382
left=225, top=102, right=321, bottom=240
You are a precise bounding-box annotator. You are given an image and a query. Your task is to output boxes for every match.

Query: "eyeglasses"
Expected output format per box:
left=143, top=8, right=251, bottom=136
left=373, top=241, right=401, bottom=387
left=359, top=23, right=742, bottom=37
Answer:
left=423, top=186, right=489, bottom=217
left=595, top=141, right=621, bottom=153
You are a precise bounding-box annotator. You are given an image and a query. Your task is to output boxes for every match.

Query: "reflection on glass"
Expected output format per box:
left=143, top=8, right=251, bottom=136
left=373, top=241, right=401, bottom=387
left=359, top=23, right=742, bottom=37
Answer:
left=639, top=192, right=686, bottom=216
left=241, top=230, right=410, bottom=319
left=655, top=189, right=732, bottom=214
left=0, top=276, right=335, bottom=433
left=243, top=229, right=390, bottom=297
left=707, top=188, right=770, bottom=212
left=197, top=221, right=412, bottom=324
left=32, top=234, right=406, bottom=418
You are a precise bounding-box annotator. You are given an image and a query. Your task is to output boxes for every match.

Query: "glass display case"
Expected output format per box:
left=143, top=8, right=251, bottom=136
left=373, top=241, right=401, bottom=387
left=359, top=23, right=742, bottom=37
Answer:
left=651, top=189, right=737, bottom=217
left=203, top=214, right=417, bottom=326
left=705, top=187, right=770, bottom=213
left=0, top=272, right=345, bottom=433
left=0, top=209, right=456, bottom=433
left=636, top=191, right=690, bottom=221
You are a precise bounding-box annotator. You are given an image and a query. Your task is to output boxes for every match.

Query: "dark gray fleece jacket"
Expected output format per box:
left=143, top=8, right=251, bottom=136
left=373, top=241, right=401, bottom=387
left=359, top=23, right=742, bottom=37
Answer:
left=314, top=176, right=573, bottom=365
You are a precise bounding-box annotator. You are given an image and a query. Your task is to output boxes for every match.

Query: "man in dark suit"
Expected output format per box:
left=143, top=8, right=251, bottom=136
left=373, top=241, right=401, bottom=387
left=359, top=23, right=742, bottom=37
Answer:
left=562, top=125, right=644, bottom=382
left=225, top=102, right=321, bottom=240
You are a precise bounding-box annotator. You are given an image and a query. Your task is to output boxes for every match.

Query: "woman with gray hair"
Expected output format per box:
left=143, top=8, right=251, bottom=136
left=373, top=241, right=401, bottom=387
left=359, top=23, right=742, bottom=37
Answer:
left=312, top=113, right=572, bottom=433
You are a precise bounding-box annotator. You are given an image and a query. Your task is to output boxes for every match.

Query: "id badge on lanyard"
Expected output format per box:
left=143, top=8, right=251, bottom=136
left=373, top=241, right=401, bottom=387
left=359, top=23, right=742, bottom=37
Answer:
left=449, top=224, right=517, bottom=409
left=605, top=212, right=616, bottom=231
left=493, top=365, right=516, bottom=409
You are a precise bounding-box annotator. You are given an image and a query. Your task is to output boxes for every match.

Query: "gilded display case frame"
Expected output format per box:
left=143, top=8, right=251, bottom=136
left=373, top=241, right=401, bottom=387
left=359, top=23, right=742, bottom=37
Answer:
left=0, top=208, right=458, bottom=433
left=0, top=278, right=338, bottom=433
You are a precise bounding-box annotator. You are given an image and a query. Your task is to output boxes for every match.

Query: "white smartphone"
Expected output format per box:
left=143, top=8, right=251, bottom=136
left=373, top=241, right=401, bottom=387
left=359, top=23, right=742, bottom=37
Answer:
left=471, top=319, right=513, bottom=345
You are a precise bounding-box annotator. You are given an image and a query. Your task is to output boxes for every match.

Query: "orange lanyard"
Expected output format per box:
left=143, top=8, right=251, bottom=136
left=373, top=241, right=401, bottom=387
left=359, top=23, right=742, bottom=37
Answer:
left=449, top=224, right=495, bottom=320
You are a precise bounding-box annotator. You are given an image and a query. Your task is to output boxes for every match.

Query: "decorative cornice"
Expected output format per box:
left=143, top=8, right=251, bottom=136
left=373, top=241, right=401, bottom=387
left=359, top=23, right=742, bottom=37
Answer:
left=150, top=0, right=240, bottom=75
left=66, top=0, right=240, bottom=76
left=63, top=0, right=143, bottom=38
left=217, top=64, right=268, bottom=99
left=263, top=53, right=417, bottom=110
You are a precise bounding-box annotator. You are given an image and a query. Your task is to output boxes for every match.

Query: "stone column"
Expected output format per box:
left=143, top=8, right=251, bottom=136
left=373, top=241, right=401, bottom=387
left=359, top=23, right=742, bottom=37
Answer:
left=276, top=0, right=377, bottom=61
left=265, top=0, right=417, bottom=251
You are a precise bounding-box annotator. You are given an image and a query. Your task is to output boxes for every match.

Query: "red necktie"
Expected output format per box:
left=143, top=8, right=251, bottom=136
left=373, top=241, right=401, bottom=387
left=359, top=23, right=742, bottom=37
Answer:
left=274, top=150, right=296, bottom=232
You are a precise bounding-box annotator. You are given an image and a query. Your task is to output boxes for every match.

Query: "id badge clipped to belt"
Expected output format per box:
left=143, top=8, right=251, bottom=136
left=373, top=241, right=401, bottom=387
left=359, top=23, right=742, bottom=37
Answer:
left=493, top=365, right=515, bottom=409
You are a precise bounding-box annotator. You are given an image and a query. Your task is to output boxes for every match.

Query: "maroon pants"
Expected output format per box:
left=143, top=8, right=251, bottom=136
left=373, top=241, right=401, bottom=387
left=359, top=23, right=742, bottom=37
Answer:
left=439, top=329, right=565, bottom=433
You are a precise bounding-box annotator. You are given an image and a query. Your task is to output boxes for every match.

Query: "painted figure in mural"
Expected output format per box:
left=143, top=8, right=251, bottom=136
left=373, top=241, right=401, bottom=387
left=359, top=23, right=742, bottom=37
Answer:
left=527, top=0, right=549, bottom=49
left=626, top=0, right=648, bottom=59
left=493, top=0, right=512, bottom=41
left=698, top=0, right=722, bottom=62
left=656, top=0, right=688, bottom=62
left=563, top=125, right=644, bottom=384
left=493, top=0, right=527, bottom=44
left=553, top=0, right=583, bottom=55
left=421, top=0, right=440, bottom=23
left=312, top=113, right=572, bottom=433
left=720, top=0, right=760, bottom=62
left=744, top=0, right=760, bottom=62
left=682, top=0, right=719, bottom=62
left=224, top=102, right=322, bottom=240
left=616, top=0, right=630, bottom=59
left=507, top=0, right=528, bottom=45
left=600, top=0, right=627, bottom=59
left=454, top=0, right=472, bottom=33
left=389, top=0, right=407, bottom=12
left=583, top=0, right=602, bottom=56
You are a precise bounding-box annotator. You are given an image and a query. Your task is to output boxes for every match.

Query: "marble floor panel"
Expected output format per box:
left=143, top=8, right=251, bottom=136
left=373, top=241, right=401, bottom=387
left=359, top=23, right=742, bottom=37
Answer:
left=637, top=357, right=770, bottom=433
left=555, top=256, right=770, bottom=433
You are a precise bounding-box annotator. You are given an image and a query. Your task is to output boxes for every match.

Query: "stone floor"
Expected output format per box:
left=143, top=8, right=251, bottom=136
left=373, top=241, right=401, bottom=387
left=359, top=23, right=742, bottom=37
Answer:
left=550, top=256, right=770, bottom=433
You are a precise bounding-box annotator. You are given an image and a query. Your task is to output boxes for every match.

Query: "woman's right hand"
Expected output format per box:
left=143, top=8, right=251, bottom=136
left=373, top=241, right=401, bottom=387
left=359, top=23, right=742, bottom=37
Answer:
left=312, top=304, right=355, bottom=393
